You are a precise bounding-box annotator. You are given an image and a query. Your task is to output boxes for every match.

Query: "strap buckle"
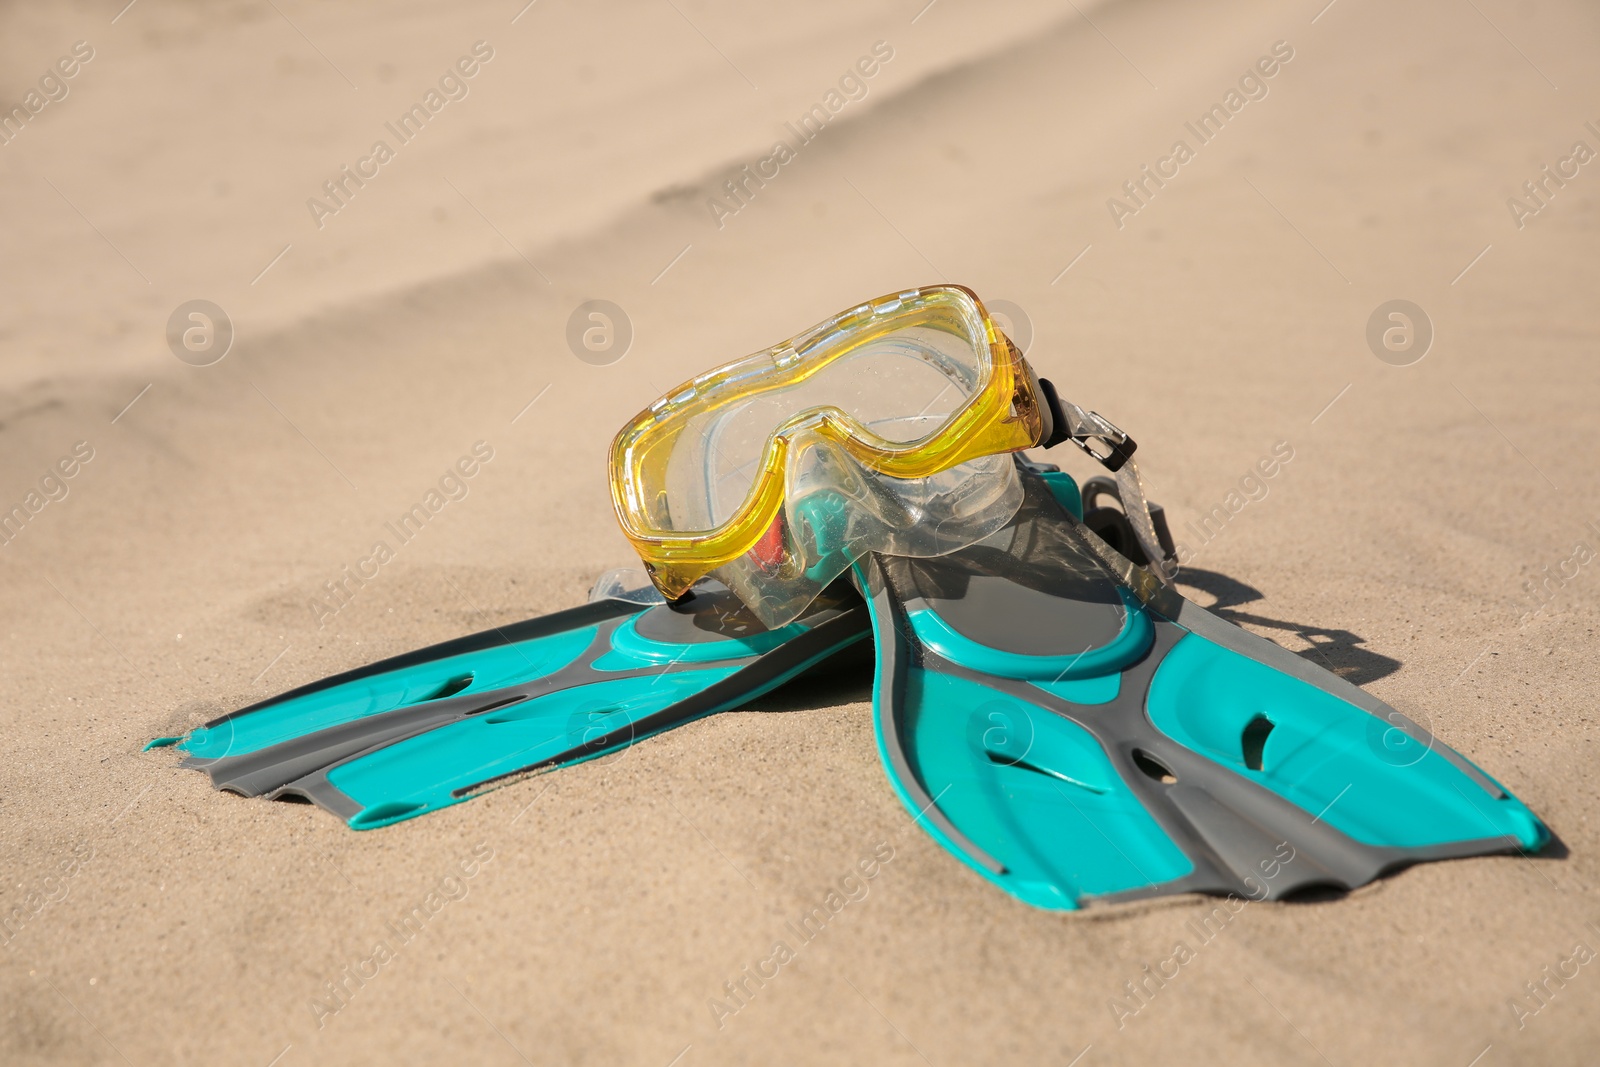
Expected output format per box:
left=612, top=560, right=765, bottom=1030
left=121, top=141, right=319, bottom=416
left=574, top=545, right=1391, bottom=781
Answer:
left=1037, top=378, right=1137, bottom=473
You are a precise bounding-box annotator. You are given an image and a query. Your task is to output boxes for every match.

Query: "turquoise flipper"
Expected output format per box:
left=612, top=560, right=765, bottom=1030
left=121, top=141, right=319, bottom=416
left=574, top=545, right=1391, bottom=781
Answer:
left=180, top=625, right=597, bottom=763
left=892, top=671, right=1193, bottom=909
left=863, top=464, right=1547, bottom=910
left=1145, top=633, right=1545, bottom=851
left=334, top=668, right=739, bottom=828
left=169, top=583, right=868, bottom=828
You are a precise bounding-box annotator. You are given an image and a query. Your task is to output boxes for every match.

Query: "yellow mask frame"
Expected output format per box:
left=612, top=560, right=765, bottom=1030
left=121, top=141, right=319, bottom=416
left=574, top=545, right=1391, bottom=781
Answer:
left=609, top=284, right=1048, bottom=601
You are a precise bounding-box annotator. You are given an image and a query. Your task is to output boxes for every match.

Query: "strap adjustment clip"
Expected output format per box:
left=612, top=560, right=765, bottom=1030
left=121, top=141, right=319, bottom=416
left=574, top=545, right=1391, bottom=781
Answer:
left=1037, top=378, right=1138, bottom=472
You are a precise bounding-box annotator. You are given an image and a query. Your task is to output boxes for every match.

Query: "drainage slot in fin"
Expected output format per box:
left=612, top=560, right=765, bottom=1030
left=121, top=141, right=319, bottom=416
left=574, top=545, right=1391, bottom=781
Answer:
left=424, top=674, right=474, bottom=701
left=1132, top=749, right=1177, bottom=784
left=1241, top=714, right=1274, bottom=772
left=988, top=752, right=1109, bottom=794
left=484, top=696, right=589, bottom=725
left=467, top=696, right=531, bottom=721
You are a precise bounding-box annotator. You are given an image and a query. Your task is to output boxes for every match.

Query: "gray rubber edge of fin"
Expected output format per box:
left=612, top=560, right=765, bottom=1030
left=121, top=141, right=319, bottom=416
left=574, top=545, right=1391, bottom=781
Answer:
left=859, top=555, right=1009, bottom=877
left=255, top=603, right=871, bottom=822
left=186, top=592, right=854, bottom=800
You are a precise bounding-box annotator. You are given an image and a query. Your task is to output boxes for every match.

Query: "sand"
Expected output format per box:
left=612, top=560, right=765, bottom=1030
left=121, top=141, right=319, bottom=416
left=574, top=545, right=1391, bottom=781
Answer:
left=2, top=0, right=1597, bottom=1063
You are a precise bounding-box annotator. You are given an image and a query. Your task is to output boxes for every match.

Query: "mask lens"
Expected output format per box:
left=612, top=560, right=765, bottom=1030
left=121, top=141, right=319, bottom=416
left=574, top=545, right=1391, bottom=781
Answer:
left=659, top=293, right=989, bottom=534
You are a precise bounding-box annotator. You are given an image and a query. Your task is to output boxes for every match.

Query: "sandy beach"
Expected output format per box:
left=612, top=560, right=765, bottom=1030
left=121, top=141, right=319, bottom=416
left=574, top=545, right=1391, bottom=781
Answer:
left=2, top=0, right=1597, bottom=1063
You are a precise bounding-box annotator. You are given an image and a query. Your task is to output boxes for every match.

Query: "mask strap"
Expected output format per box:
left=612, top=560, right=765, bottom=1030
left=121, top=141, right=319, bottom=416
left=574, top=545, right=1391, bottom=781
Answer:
left=1037, top=378, right=1177, bottom=584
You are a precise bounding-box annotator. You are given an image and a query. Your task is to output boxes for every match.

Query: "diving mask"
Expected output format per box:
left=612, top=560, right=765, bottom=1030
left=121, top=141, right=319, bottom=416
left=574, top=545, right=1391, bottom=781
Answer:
left=609, top=284, right=1169, bottom=625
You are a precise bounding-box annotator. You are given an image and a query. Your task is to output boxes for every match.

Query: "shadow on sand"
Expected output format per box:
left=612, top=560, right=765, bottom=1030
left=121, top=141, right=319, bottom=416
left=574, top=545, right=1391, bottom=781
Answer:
left=1175, top=567, right=1404, bottom=687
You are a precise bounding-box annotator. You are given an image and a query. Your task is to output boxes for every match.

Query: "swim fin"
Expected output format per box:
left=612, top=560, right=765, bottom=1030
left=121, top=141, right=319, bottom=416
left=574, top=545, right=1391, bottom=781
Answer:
left=164, top=576, right=868, bottom=829
left=859, top=462, right=1548, bottom=910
